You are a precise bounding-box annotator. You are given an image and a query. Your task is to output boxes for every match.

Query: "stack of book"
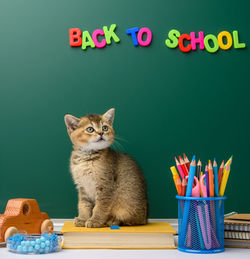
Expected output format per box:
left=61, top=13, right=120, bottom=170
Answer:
left=61, top=222, right=176, bottom=249
left=224, top=213, right=250, bottom=248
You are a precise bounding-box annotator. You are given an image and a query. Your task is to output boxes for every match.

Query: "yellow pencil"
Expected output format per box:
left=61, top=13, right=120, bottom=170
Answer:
left=219, top=163, right=231, bottom=196
left=170, top=166, right=182, bottom=195
left=224, top=155, right=233, bottom=168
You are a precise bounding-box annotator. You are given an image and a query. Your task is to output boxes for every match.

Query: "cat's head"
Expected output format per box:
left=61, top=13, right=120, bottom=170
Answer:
left=64, top=108, right=115, bottom=152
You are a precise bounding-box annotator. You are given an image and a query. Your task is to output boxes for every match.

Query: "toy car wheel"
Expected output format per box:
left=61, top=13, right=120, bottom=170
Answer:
left=4, top=227, right=18, bottom=242
left=41, top=219, right=53, bottom=233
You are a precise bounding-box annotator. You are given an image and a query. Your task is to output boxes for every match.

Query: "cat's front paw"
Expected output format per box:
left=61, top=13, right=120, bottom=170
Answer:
left=74, top=217, right=86, bottom=227
left=85, top=219, right=104, bottom=228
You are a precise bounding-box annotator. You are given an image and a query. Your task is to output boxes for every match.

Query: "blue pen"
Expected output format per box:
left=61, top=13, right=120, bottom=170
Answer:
left=180, top=155, right=196, bottom=247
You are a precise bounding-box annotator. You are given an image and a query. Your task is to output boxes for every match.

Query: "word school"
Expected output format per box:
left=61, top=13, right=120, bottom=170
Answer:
left=69, top=24, right=246, bottom=53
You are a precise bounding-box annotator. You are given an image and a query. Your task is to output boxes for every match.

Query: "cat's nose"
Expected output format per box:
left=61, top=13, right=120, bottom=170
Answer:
left=98, top=132, right=104, bottom=136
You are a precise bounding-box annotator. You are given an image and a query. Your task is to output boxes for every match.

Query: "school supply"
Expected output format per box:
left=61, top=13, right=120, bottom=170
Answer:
left=179, top=156, right=189, bottom=176
left=224, top=214, right=250, bottom=247
left=208, top=160, right=214, bottom=197
left=61, top=222, right=176, bottom=249
left=170, top=166, right=182, bottom=195
left=205, top=165, right=210, bottom=197
left=170, top=155, right=232, bottom=198
left=224, top=214, right=250, bottom=232
left=196, top=159, right=202, bottom=179
left=175, top=157, right=185, bottom=179
left=219, top=163, right=231, bottom=197
left=218, top=160, right=224, bottom=188
left=179, top=157, right=196, bottom=248
left=170, top=154, right=232, bottom=253
left=181, top=178, right=187, bottom=196
left=225, top=155, right=233, bottom=168
left=224, top=239, right=250, bottom=248
left=213, top=159, right=219, bottom=197
left=225, top=231, right=250, bottom=240
left=183, top=153, right=190, bottom=170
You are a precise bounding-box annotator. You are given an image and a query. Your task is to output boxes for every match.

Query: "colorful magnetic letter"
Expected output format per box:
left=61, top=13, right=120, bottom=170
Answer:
left=69, top=28, right=82, bottom=47
left=217, top=31, right=232, bottom=50
left=178, top=34, right=192, bottom=52
left=92, top=29, right=106, bottom=48
left=190, top=31, right=205, bottom=50
left=233, top=30, right=246, bottom=49
left=126, top=27, right=139, bottom=46
left=204, top=34, right=219, bottom=53
left=137, top=27, right=152, bottom=47
left=165, top=29, right=180, bottom=48
left=103, top=24, right=120, bottom=45
left=82, top=31, right=95, bottom=50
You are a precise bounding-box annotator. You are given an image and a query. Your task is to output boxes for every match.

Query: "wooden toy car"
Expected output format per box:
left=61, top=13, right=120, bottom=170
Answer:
left=0, top=198, right=53, bottom=242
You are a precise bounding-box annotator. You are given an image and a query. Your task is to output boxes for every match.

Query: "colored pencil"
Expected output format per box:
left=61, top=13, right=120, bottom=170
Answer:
left=186, top=156, right=196, bottom=197
left=205, top=165, right=209, bottom=196
left=218, top=160, right=224, bottom=188
left=208, top=160, right=214, bottom=197
left=183, top=153, right=190, bottom=170
left=177, top=177, right=182, bottom=196
left=179, top=155, right=189, bottom=176
left=219, top=163, right=231, bottom=196
left=170, top=166, right=182, bottom=196
left=213, top=158, right=219, bottom=197
left=225, top=155, right=233, bottom=168
left=181, top=177, right=187, bottom=196
left=175, top=157, right=185, bottom=179
left=197, top=159, right=202, bottom=179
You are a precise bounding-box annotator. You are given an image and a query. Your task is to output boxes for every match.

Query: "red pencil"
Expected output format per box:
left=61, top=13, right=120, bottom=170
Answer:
left=218, top=160, right=224, bottom=188
left=183, top=153, right=190, bottom=170
left=179, top=155, right=189, bottom=176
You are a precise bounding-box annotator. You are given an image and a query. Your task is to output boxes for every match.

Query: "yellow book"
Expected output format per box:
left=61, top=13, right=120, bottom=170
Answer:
left=61, top=221, right=176, bottom=249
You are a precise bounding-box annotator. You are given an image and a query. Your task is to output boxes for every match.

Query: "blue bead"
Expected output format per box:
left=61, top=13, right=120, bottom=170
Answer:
left=39, top=248, right=44, bottom=254
left=35, top=244, right=40, bottom=250
left=21, top=241, right=25, bottom=246
left=35, top=239, right=41, bottom=244
left=31, top=241, right=35, bottom=246
left=22, top=246, right=27, bottom=253
left=40, top=242, right=45, bottom=248
left=40, top=237, right=46, bottom=242
left=17, top=245, right=22, bottom=252
left=45, top=247, right=50, bottom=253
left=28, top=246, right=33, bottom=253
left=45, top=240, right=50, bottom=246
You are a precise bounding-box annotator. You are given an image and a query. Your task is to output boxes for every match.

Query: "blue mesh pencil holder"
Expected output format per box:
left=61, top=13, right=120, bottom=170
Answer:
left=177, top=195, right=226, bottom=253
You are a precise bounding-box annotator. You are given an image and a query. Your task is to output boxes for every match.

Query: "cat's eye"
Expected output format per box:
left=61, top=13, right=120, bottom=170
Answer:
left=86, top=127, right=95, bottom=133
left=102, top=125, right=108, bottom=132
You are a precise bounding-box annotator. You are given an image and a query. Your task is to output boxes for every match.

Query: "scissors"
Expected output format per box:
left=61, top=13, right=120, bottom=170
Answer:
left=185, top=175, right=206, bottom=197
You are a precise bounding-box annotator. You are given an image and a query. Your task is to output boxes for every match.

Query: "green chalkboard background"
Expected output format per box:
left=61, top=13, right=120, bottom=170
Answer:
left=0, top=0, right=249, bottom=218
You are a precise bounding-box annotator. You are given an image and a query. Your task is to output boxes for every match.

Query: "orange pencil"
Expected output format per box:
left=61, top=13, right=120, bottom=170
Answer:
left=208, top=160, right=214, bottom=197
left=179, top=155, right=189, bottom=176
left=177, top=178, right=182, bottom=196
left=181, top=177, right=187, bottom=196
left=183, top=153, right=190, bottom=170
left=218, top=160, right=224, bottom=188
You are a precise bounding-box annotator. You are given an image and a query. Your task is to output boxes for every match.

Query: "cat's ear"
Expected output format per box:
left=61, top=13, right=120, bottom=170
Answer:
left=103, top=108, right=115, bottom=125
left=64, top=114, right=80, bottom=133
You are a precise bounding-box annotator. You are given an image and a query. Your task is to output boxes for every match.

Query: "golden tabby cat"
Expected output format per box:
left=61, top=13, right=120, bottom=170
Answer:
left=64, top=108, right=148, bottom=228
